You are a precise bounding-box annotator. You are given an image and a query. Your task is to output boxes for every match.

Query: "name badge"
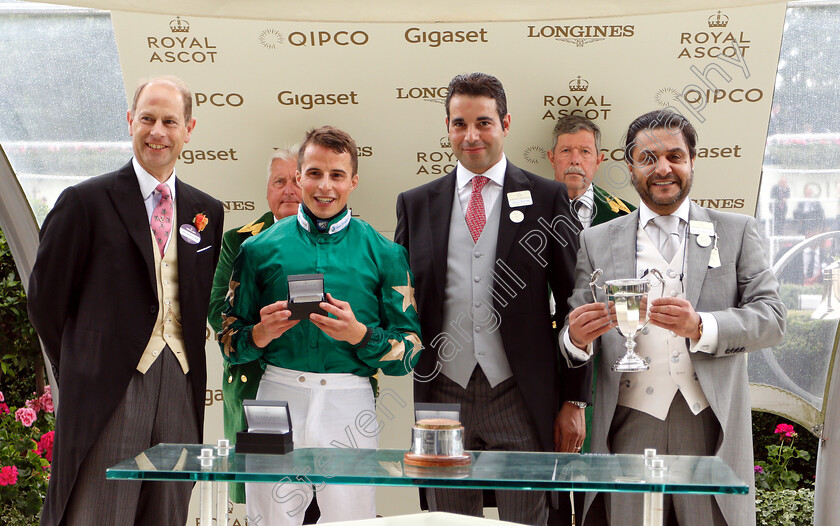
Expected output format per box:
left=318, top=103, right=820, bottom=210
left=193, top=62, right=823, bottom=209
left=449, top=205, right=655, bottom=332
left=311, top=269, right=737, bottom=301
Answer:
left=507, top=190, right=533, bottom=208
left=689, top=220, right=715, bottom=236
left=179, top=224, right=201, bottom=245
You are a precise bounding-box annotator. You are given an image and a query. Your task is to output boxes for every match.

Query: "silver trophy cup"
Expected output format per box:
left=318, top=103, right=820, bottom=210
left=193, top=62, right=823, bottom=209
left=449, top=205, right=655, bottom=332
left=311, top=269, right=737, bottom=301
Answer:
left=589, top=269, right=665, bottom=372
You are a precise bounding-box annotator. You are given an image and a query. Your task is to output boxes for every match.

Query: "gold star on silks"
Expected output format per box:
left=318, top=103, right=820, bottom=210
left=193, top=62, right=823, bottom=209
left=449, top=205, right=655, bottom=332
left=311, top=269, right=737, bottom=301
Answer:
left=219, top=316, right=239, bottom=358
left=392, top=271, right=417, bottom=312
left=237, top=220, right=265, bottom=236
left=380, top=332, right=423, bottom=362
left=225, top=280, right=240, bottom=307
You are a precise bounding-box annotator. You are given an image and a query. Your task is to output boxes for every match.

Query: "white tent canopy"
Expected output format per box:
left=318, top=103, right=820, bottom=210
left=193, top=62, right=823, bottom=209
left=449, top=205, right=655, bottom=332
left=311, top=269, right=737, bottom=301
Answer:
left=32, top=0, right=781, bottom=22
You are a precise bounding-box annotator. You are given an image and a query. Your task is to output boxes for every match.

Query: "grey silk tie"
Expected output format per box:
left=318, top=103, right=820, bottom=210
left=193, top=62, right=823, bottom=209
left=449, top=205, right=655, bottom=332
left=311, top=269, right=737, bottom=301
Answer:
left=653, top=215, right=680, bottom=261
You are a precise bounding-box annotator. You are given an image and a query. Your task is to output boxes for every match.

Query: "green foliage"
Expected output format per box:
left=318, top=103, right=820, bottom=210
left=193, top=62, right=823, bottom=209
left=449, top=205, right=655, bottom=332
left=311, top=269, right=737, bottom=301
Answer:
left=755, top=488, right=814, bottom=526
left=754, top=418, right=816, bottom=491
left=777, top=284, right=822, bottom=312
left=753, top=418, right=817, bottom=524
left=0, top=503, right=37, bottom=526
left=764, top=138, right=840, bottom=169
left=753, top=413, right=817, bottom=487
left=0, top=228, right=41, bottom=402
left=750, top=298, right=837, bottom=399
left=0, top=228, right=50, bottom=523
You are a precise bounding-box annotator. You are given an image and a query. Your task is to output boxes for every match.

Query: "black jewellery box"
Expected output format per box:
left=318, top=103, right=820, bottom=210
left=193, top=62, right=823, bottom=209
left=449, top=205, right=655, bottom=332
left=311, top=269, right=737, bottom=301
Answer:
left=287, top=273, right=328, bottom=320
left=236, top=400, right=294, bottom=455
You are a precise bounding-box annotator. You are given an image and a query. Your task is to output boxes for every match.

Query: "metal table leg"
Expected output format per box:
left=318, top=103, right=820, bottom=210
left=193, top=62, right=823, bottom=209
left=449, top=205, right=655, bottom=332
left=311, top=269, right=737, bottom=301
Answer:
left=216, top=478, right=230, bottom=525
left=200, top=479, right=214, bottom=525
left=643, top=491, right=664, bottom=526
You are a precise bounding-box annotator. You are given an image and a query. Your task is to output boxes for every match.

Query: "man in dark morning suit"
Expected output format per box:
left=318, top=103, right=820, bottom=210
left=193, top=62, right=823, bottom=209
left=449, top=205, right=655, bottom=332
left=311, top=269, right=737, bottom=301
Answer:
left=395, top=72, right=589, bottom=526
left=546, top=115, right=634, bottom=526
left=28, top=76, right=224, bottom=526
left=560, top=110, right=785, bottom=526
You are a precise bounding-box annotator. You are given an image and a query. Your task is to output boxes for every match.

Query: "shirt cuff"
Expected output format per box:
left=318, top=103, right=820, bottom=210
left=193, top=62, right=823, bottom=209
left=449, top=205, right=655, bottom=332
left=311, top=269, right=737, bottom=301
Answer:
left=247, top=327, right=268, bottom=350
left=561, top=328, right=593, bottom=366
left=354, top=326, right=373, bottom=349
left=688, top=312, right=719, bottom=354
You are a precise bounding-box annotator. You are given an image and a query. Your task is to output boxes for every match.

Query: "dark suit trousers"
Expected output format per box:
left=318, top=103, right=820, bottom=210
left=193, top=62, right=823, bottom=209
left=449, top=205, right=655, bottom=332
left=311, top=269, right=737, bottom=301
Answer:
left=426, top=367, right=548, bottom=526
left=64, top=347, right=199, bottom=526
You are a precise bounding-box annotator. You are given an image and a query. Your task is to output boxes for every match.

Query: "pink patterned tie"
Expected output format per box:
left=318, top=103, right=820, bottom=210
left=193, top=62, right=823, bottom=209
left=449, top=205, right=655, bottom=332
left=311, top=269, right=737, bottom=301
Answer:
left=151, top=183, right=173, bottom=256
left=465, top=176, right=489, bottom=242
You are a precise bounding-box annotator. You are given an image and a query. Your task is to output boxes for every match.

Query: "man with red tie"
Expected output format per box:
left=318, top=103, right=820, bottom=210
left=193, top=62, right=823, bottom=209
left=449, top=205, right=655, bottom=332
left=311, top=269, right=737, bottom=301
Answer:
left=395, top=72, right=588, bottom=525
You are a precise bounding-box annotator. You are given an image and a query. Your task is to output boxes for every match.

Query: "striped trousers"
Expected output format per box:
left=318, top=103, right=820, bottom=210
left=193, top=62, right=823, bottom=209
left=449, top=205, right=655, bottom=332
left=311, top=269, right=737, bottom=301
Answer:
left=426, top=367, right=548, bottom=526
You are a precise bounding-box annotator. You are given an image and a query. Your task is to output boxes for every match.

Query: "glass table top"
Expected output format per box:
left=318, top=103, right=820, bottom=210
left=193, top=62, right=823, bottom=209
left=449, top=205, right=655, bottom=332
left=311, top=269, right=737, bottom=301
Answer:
left=107, top=444, right=747, bottom=495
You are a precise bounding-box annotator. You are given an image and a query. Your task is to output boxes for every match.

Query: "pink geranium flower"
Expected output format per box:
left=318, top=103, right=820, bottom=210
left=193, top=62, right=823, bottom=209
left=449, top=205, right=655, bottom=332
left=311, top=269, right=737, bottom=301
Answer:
left=14, top=407, right=37, bottom=427
left=39, top=388, right=54, bottom=413
left=38, top=431, right=55, bottom=462
left=0, top=390, right=4, bottom=402
left=0, top=466, right=18, bottom=486
left=25, top=398, right=41, bottom=413
left=0, top=403, right=9, bottom=415
left=775, top=423, right=796, bottom=438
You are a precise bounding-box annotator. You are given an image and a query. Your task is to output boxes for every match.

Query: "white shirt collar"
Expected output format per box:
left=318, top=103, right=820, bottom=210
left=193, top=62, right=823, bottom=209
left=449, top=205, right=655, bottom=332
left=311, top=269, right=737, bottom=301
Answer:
left=456, top=155, right=507, bottom=191
left=573, top=183, right=595, bottom=209
left=638, top=198, right=691, bottom=228
left=133, top=157, right=177, bottom=201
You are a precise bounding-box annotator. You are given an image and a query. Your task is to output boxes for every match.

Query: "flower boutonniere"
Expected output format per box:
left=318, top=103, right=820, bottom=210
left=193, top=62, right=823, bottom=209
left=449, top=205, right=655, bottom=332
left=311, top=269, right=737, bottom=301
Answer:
left=193, top=213, right=209, bottom=232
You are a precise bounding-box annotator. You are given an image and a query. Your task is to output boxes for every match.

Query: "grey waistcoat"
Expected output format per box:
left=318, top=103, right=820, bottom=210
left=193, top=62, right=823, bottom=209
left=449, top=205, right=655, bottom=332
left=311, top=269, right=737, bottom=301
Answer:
left=440, top=191, right=513, bottom=388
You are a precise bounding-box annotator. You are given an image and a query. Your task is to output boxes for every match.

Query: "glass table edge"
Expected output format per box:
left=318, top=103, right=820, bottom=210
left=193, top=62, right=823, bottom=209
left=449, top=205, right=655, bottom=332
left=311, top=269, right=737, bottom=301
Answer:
left=104, top=469, right=748, bottom=495
left=106, top=446, right=748, bottom=495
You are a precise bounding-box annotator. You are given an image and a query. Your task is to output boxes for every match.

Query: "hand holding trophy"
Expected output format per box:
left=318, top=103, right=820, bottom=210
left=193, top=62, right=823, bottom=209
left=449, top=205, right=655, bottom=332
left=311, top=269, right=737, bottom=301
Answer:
left=589, top=268, right=665, bottom=372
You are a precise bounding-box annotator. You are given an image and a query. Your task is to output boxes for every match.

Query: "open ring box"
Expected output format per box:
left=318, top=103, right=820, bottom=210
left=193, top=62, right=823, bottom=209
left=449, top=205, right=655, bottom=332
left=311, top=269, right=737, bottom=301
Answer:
left=288, top=273, right=328, bottom=320
left=236, top=400, right=294, bottom=455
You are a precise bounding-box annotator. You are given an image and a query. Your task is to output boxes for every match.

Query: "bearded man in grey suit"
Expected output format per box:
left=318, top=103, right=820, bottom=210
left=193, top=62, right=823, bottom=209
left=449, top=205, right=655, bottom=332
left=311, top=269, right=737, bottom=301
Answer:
left=559, top=110, right=785, bottom=526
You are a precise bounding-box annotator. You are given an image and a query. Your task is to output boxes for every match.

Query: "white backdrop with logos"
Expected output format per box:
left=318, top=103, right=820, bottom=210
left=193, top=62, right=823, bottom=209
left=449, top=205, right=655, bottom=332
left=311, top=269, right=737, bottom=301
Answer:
left=103, top=4, right=790, bottom=522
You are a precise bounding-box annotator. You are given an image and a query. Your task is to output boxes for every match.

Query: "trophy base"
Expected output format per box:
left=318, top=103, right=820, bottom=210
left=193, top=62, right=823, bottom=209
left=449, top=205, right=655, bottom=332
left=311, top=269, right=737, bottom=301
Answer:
left=611, top=358, right=649, bottom=372
left=404, top=452, right=471, bottom=468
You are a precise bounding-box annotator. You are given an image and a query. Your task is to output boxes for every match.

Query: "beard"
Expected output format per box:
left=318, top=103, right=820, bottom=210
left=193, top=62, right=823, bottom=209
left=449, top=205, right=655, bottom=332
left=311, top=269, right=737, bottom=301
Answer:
left=631, top=168, right=693, bottom=211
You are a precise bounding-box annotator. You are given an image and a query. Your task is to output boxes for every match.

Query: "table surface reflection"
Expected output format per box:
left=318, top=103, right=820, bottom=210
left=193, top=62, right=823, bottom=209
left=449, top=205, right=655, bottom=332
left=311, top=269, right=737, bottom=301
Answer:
left=107, top=444, right=747, bottom=495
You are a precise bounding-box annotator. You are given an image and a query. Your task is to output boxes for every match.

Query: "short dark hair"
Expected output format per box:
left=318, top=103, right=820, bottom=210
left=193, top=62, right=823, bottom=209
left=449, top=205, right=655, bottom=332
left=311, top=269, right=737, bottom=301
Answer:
left=624, top=110, right=697, bottom=161
left=298, top=126, right=358, bottom=176
left=551, top=115, right=601, bottom=152
left=445, top=72, right=508, bottom=123
left=131, top=75, right=193, bottom=123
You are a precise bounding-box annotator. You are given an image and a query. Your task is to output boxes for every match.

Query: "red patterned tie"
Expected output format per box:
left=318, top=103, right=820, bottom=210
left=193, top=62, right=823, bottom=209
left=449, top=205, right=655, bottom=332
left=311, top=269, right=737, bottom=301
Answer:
left=151, top=183, right=173, bottom=256
left=465, top=176, right=489, bottom=242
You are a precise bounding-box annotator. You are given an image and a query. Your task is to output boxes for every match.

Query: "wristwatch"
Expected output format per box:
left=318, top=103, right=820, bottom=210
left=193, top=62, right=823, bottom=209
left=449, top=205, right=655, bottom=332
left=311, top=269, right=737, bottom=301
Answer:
left=567, top=401, right=587, bottom=409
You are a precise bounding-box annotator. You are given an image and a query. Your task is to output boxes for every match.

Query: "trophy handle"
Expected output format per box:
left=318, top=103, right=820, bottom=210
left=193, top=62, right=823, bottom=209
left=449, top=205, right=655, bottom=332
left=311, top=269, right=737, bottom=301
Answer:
left=589, top=269, right=603, bottom=302
left=648, top=268, right=666, bottom=297
left=639, top=268, right=666, bottom=331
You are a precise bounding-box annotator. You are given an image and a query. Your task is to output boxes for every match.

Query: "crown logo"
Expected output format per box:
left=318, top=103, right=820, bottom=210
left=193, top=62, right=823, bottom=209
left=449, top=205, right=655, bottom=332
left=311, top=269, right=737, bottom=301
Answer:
left=170, top=16, right=190, bottom=33
left=440, top=136, right=451, bottom=149
left=569, top=76, right=589, bottom=92
left=708, top=11, right=729, bottom=28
